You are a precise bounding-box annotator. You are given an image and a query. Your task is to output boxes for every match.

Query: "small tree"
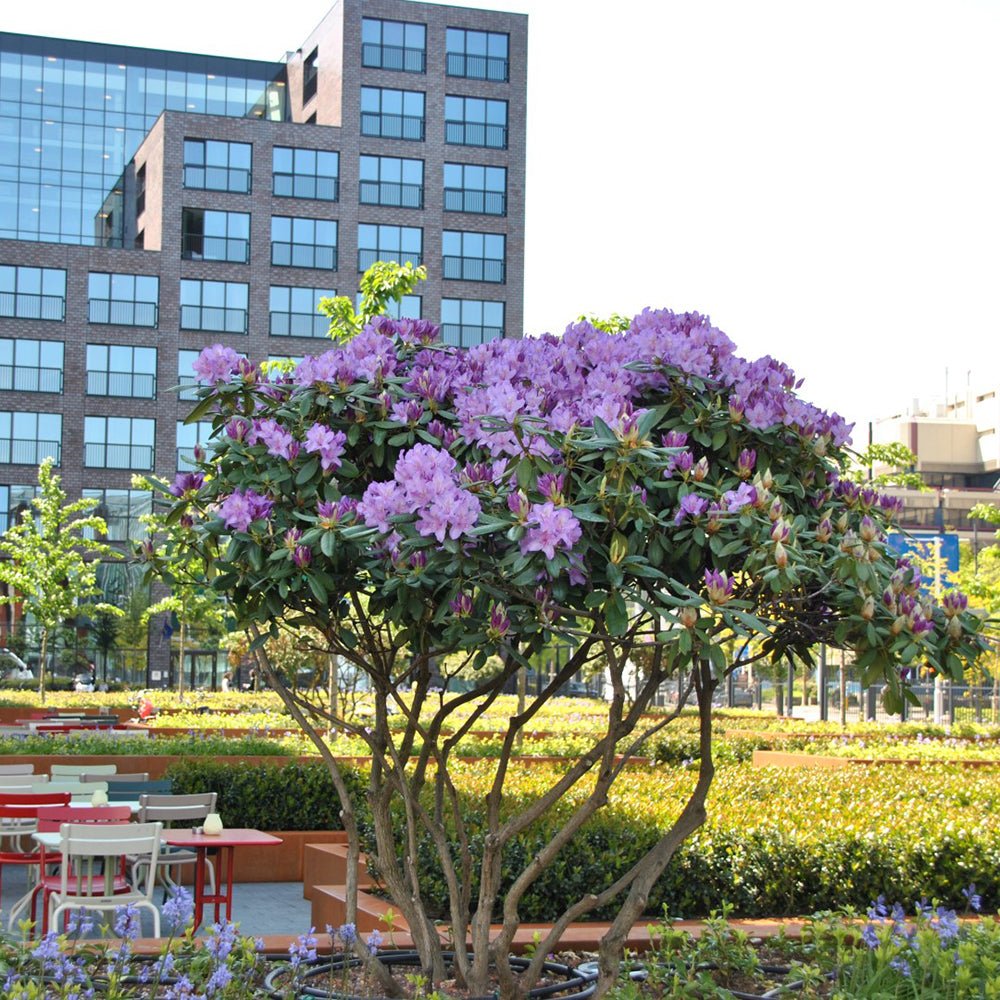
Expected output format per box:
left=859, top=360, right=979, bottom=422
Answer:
left=0, top=459, right=122, bottom=702
left=133, top=474, right=228, bottom=697
left=319, top=260, right=426, bottom=341
left=164, top=312, right=986, bottom=999
left=849, top=441, right=927, bottom=490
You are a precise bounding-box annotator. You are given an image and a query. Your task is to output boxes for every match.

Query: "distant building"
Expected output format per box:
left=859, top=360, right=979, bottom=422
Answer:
left=0, top=0, right=527, bottom=685
left=872, top=383, right=999, bottom=546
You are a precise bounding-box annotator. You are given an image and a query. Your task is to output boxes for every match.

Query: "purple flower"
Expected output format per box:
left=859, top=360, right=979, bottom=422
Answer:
left=507, top=490, right=531, bottom=520
left=537, top=471, right=565, bottom=503
left=256, top=419, right=299, bottom=461
left=722, top=483, right=758, bottom=513
left=665, top=450, right=694, bottom=478
left=169, top=472, right=204, bottom=498
left=289, top=928, right=318, bottom=969
left=661, top=430, right=689, bottom=448
left=962, top=884, right=982, bottom=912
left=736, top=448, right=756, bottom=479
left=391, top=399, right=424, bottom=425
left=488, top=603, right=510, bottom=639
left=162, top=887, right=193, bottom=931
left=318, top=498, right=358, bottom=529
left=337, top=923, right=357, bottom=946
left=673, top=493, right=709, bottom=525
left=293, top=545, right=312, bottom=569
left=450, top=593, right=473, bottom=617
left=193, top=344, right=242, bottom=383
left=520, top=502, right=582, bottom=560
left=225, top=417, right=250, bottom=441
left=217, top=489, right=273, bottom=532
left=366, top=929, right=384, bottom=954
left=304, top=424, right=348, bottom=472
left=704, top=569, right=734, bottom=605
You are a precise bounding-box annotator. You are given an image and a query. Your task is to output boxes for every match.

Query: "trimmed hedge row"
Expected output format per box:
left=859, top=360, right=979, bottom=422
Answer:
left=161, top=757, right=1000, bottom=920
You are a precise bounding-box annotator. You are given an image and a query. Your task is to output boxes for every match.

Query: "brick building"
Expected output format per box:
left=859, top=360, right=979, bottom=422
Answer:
left=0, top=0, right=527, bottom=686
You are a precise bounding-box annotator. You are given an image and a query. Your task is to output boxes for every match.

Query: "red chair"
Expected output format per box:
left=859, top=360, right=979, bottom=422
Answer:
left=0, top=793, right=72, bottom=930
left=32, top=805, right=132, bottom=935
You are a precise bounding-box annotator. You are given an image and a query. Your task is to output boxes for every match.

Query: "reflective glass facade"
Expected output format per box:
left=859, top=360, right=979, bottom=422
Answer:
left=0, top=33, right=287, bottom=245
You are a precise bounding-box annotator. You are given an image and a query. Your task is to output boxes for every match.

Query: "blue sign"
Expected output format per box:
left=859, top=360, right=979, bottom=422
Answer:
left=886, top=531, right=961, bottom=577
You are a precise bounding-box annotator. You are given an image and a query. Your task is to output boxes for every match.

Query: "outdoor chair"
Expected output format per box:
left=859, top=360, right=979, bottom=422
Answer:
left=39, top=781, right=108, bottom=801
left=81, top=772, right=151, bottom=784
left=0, top=776, right=47, bottom=791
left=0, top=764, right=35, bottom=776
left=50, top=763, right=117, bottom=778
left=0, top=793, right=72, bottom=910
left=46, top=820, right=163, bottom=938
left=107, top=779, right=172, bottom=801
left=134, top=792, right=217, bottom=894
left=10, top=803, right=131, bottom=933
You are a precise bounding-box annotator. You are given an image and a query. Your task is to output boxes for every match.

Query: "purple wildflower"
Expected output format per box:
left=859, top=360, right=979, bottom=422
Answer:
left=673, top=493, right=708, bottom=525
left=193, top=344, right=242, bottom=383
left=217, top=489, right=273, bottom=532
left=520, top=502, right=582, bottom=560
left=169, top=472, right=204, bottom=497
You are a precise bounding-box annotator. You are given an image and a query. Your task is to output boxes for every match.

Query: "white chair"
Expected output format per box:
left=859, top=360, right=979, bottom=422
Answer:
left=134, top=793, right=217, bottom=894
left=47, top=820, right=164, bottom=938
left=41, top=781, right=108, bottom=802
left=51, top=764, right=117, bottom=778
left=0, top=777, right=48, bottom=792
left=0, top=764, right=35, bottom=776
left=81, top=772, right=151, bottom=784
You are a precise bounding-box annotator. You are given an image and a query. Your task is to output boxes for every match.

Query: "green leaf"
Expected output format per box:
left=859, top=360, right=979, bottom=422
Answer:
left=604, top=593, right=628, bottom=636
left=295, top=458, right=319, bottom=485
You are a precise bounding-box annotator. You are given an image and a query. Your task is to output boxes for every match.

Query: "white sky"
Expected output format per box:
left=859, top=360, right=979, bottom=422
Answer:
left=6, top=0, right=999, bottom=441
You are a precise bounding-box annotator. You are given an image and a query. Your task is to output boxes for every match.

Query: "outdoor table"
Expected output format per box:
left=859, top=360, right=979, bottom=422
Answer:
left=162, top=829, right=282, bottom=927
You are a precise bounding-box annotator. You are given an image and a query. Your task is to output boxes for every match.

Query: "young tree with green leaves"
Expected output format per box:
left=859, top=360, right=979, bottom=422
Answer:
left=0, top=458, right=122, bottom=702
left=133, top=474, right=228, bottom=697
left=849, top=441, right=927, bottom=491
left=318, top=260, right=426, bottom=342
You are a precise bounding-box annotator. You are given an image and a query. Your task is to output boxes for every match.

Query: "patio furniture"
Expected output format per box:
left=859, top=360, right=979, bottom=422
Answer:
left=0, top=764, right=35, bottom=776
left=134, top=793, right=217, bottom=894
left=50, top=764, right=117, bottom=778
left=107, top=779, right=173, bottom=801
left=81, top=772, right=151, bottom=783
left=0, top=793, right=72, bottom=907
left=43, top=820, right=164, bottom=937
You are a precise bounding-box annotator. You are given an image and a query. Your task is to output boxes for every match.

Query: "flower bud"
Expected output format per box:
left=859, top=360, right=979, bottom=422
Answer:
left=860, top=596, right=875, bottom=620
left=858, top=515, right=878, bottom=543
left=679, top=606, right=699, bottom=630
left=609, top=532, right=629, bottom=565
left=816, top=517, right=832, bottom=543
left=768, top=498, right=783, bottom=523
left=947, top=616, right=963, bottom=640
left=773, top=540, right=788, bottom=568
left=771, top=519, right=790, bottom=543
left=728, top=395, right=745, bottom=423
left=891, top=615, right=906, bottom=635
left=692, top=456, right=710, bottom=482
left=837, top=512, right=849, bottom=534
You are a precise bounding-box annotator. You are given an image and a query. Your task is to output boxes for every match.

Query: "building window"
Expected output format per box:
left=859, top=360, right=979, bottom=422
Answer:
left=446, top=28, right=509, bottom=81
left=0, top=484, right=38, bottom=535
left=271, top=217, right=338, bottom=270
left=180, top=279, right=249, bottom=333
left=445, top=96, right=507, bottom=149
left=183, top=138, right=252, bottom=194
left=272, top=147, right=339, bottom=201
left=441, top=298, right=504, bottom=346
left=177, top=420, right=215, bottom=471
left=0, top=266, right=66, bottom=321
left=86, top=345, right=157, bottom=398
left=442, top=230, right=506, bottom=283
left=181, top=209, right=250, bottom=263
left=135, top=164, right=146, bottom=218
left=360, top=87, right=425, bottom=141
left=359, top=155, right=424, bottom=208
left=87, top=273, right=159, bottom=327
left=82, top=488, right=152, bottom=543
left=270, top=285, right=336, bottom=338
left=0, top=411, right=62, bottom=466
left=303, top=47, right=319, bottom=104
left=444, top=163, right=507, bottom=215
left=362, top=18, right=426, bottom=73
left=358, top=224, right=422, bottom=272
left=0, top=339, right=64, bottom=393
left=358, top=293, right=422, bottom=320
left=84, top=416, right=155, bottom=471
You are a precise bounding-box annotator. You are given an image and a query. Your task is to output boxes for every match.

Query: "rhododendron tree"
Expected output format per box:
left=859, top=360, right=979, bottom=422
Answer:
left=158, top=309, right=986, bottom=999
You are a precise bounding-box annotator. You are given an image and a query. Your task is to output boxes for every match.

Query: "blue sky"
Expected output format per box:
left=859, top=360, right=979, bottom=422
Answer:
left=7, top=0, right=998, bottom=439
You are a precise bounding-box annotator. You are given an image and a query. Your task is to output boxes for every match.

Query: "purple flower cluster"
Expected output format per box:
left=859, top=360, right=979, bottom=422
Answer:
left=218, top=489, right=274, bottom=532
left=357, top=444, right=481, bottom=543
left=520, top=502, right=582, bottom=560
left=304, top=424, right=347, bottom=472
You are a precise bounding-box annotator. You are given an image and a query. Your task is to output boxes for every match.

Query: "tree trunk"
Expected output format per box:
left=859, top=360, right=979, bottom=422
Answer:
left=328, top=653, right=338, bottom=718
left=37, top=628, right=47, bottom=704
left=177, top=619, right=186, bottom=698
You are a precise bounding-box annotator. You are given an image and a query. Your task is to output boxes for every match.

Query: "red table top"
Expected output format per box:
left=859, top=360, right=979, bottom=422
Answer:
left=162, top=828, right=282, bottom=848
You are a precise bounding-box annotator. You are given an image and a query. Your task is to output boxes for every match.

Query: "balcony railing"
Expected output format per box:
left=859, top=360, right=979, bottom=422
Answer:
left=88, top=299, right=158, bottom=328
left=177, top=375, right=201, bottom=401
left=270, top=311, right=330, bottom=338
left=183, top=165, right=251, bottom=194
left=271, top=242, right=337, bottom=270
left=181, top=234, right=250, bottom=264
left=272, top=175, right=339, bottom=201
left=358, top=249, right=422, bottom=272
left=445, top=52, right=508, bottom=81
left=0, top=364, right=63, bottom=393
left=0, top=292, right=66, bottom=321
left=359, top=180, right=423, bottom=209
left=362, top=43, right=426, bottom=73
left=86, top=371, right=156, bottom=398
left=445, top=121, right=507, bottom=149
left=84, top=442, right=154, bottom=471
left=180, top=305, right=249, bottom=334
left=0, top=438, right=61, bottom=465
left=176, top=447, right=205, bottom=471
left=360, top=113, right=425, bottom=141
left=442, top=256, right=506, bottom=283
left=441, top=323, right=503, bottom=347
left=443, top=188, right=506, bottom=216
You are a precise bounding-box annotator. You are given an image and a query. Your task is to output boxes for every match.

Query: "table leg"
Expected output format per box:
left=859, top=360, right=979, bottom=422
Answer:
left=213, top=846, right=235, bottom=923
left=193, top=846, right=206, bottom=929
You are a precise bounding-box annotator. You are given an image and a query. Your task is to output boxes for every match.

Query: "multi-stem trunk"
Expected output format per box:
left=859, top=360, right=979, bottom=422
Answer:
left=177, top=618, right=186, bottom=698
